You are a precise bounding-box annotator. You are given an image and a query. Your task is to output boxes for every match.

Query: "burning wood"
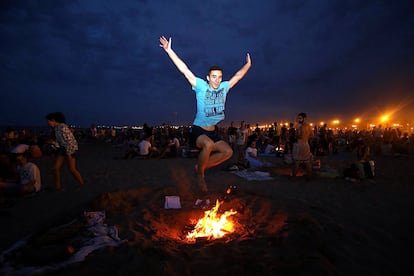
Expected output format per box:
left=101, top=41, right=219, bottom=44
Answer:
left=186, top=199, right=237, bottom=243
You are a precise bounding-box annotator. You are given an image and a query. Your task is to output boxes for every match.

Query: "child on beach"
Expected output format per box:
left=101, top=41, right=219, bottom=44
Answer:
left=245, top=140, right=272, bottom=168
left=46, top=112, right=84, bottom=191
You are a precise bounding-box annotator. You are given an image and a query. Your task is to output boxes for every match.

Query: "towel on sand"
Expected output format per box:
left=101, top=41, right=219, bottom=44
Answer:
left=0, top=211, right=127, bottom=276
left=231, top=170, right=274, bottom=181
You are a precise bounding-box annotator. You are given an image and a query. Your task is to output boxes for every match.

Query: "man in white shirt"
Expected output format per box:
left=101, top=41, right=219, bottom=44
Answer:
left=0, top=150, right=41, bottom=195
left=138, top=136, right=152, bottom=158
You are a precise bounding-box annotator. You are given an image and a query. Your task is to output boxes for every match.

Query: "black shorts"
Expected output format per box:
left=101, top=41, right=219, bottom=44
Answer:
left=57, top=147, right=76, bottom=157
left=190, top=125, right=221, bottom=147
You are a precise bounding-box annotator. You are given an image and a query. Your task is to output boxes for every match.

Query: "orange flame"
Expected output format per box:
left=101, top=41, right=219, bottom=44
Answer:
left=186, top=199, right=237, bottom=242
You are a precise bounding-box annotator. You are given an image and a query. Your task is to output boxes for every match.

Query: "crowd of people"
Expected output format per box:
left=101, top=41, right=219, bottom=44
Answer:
left=1, top=112, right=86, bottom=205
left=3, top=35, right=414, bottom=199
left=1, top=108, right=414, bottom=203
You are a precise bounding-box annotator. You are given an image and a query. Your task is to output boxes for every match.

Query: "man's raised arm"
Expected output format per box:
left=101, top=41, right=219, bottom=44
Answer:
left=229, top=53, right=252, bottom=89
left=159, top=36, right=196, bottom=87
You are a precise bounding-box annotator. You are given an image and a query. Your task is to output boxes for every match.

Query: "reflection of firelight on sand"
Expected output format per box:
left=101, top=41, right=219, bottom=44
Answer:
left=186, top=200, right=237, bottom=243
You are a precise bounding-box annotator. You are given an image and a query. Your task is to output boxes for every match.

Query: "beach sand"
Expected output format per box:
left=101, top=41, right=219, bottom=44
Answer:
left=1, top=143, right=413, bottom=275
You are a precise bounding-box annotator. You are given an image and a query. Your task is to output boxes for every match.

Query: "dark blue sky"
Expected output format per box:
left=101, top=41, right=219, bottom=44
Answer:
left=1, top=0, right=414, bottom=128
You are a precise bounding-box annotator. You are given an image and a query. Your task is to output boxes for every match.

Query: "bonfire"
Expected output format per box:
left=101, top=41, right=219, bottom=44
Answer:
left=186, top=199, right=237, bottom=243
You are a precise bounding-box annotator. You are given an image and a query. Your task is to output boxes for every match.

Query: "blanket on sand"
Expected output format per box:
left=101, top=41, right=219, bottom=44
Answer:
left=231, top=170, right=274, bottom=181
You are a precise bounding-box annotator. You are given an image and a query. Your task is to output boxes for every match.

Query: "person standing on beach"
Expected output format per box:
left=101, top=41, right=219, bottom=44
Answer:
left=236, top=120, right=249, bottom=163
left=292, top=112, right=314, bottom=179
left=46, top=112, right=84, bottom=191
left=159, top=35, right=252, bottom=193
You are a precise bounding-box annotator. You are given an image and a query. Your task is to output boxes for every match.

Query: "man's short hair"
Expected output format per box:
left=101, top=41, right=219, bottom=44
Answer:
left=298, top=112, right=307, bottom=118
left=208, top=65, right=223, bottom=75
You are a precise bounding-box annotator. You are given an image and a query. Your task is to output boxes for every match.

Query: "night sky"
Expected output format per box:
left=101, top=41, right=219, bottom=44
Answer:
left=1, top=0, right=414, bottom=128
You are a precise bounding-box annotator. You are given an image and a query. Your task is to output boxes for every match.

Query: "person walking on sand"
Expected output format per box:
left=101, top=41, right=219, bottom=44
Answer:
left=159, top=35, right=252, bottom=193
left=46, top=112, right=84, bottom=191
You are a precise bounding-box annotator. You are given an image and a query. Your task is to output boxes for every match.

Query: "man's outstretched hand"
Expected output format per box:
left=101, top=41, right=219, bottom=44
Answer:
left=159, top=36, right=171, bottom=52
left=246, top=53, right=252, bottom=65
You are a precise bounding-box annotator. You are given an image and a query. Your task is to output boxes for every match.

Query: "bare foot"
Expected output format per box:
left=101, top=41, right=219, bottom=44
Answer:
left=197, top=175, right=208, bottom=193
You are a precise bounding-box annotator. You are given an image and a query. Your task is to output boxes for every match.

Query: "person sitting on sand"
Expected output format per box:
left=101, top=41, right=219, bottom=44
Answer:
left=121, top=136, right=140, bottom=159
left=245, top=140, right=272, bottom=168
left=261, top=138, right=277, bottom=156
left=0, top=149, right=41, bottom=196
left=138, top=136, right=153, bottom=159
left=356, top=139, right=375, bottom=178
left=159, top=135, right=180, bottom=159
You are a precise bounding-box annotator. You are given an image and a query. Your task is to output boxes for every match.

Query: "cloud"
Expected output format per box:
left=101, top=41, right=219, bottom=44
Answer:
left=1, top=0, right=413, bottom=126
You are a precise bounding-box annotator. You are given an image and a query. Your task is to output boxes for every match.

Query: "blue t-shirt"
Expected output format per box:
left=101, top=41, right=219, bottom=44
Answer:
left=192, top=77, right=230, bottom=127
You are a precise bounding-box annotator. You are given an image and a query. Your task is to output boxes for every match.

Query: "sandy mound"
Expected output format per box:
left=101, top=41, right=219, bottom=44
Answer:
left=2, top=186, right=344, bottom=275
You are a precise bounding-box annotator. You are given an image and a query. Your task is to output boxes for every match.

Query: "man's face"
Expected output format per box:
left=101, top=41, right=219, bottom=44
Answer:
left=15, top=154, right=26, bottom=165
left=297, top=116, right=305, bottom=124
left=207, top=70, right=223, bottom=89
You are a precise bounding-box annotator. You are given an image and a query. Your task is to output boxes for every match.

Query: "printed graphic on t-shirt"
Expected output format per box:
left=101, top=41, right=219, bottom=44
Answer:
left=19, top=165, right=33, bottom=184
left=20, top=168, right=31, bottom=182
left=204, top=88, right=225, bottom=117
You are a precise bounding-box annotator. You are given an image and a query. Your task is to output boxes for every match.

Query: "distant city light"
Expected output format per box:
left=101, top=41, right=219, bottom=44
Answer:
left=381, top=114, right=390, bottom=122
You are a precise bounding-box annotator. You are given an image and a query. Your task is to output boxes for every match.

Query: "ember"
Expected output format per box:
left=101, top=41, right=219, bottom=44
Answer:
left=186, top=199, right=237, bottom=243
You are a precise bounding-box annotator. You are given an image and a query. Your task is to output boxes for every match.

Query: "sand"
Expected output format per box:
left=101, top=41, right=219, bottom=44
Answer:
left=1, top=142, right=414, bottom=275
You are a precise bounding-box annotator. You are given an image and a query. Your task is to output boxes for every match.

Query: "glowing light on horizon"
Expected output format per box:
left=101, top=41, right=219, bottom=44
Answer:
left=381, top=114, right=390, bottom=122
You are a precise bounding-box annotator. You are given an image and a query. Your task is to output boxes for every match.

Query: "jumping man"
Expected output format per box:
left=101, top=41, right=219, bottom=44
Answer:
left=159, top=36, right=252, bottom=193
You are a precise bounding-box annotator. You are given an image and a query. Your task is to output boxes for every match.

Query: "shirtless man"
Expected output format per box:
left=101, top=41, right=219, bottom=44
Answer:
left=292, top=112, right=314, bottom=179
left=159, top=36, right=252, bottom=192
